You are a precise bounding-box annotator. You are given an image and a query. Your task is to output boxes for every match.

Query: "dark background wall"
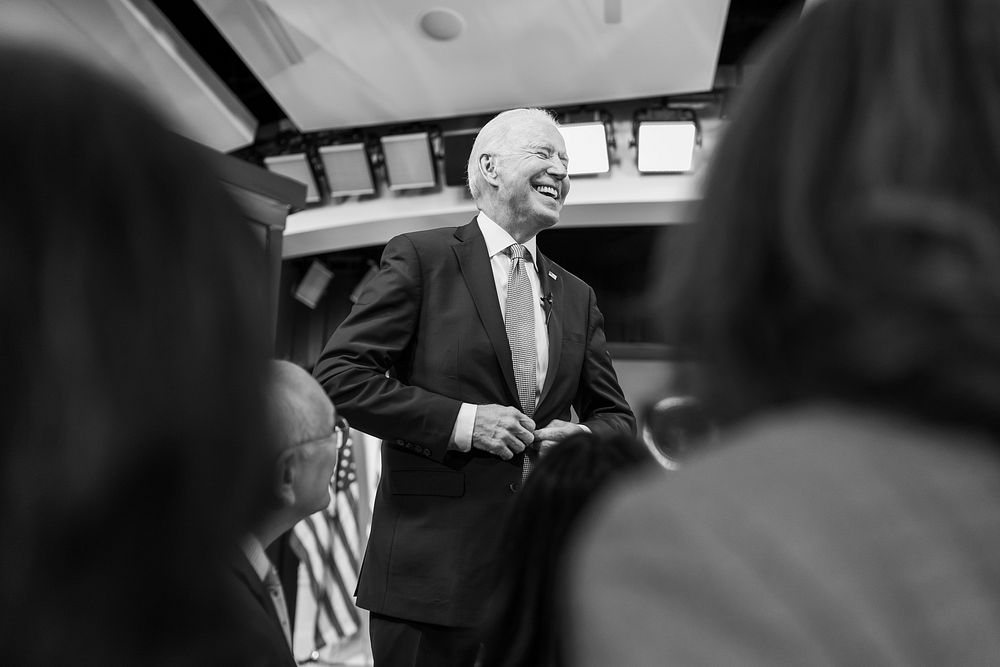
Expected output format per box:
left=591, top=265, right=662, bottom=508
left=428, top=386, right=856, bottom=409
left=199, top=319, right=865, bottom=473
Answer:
left=274, top=224, right=691, bottom=370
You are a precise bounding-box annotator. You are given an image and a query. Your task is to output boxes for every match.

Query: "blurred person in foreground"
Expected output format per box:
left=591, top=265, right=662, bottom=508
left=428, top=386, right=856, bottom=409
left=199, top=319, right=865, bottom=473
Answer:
left=0, top=43, right=274, bottom=664
left=227, top=361, right=344, bottom=667
left=478, top=432, right=652, bottom=667
left=314, top=108, right=634, bottom=665
left=568, top=0, right=1000, bottom=664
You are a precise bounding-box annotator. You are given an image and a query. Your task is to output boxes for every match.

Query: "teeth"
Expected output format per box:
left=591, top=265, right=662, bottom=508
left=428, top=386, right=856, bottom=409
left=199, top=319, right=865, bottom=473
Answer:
left=534, top=185, right=558, bottom=198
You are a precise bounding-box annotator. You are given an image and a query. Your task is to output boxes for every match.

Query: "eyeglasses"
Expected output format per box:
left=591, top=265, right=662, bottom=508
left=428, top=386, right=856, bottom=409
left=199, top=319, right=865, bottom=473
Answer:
left=292, top=415, right=350, bottom=449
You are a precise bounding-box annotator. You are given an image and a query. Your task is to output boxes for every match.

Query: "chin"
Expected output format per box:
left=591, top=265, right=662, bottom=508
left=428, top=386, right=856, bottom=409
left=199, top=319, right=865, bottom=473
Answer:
left=537, top=210, right=561, bottom=229
left=532, top=199, right=560, bottom=217
left=311, top=492, right=332, bottom=515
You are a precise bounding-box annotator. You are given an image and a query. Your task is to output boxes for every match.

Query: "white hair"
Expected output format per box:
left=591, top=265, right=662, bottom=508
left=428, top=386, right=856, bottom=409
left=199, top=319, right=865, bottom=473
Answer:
left=466, top=108, right=560, bottom=201
left=266, top=360, right=333, bottom=450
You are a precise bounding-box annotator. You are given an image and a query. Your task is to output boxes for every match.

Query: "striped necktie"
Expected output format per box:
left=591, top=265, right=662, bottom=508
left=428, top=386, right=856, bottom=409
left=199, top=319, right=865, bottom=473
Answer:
left=504, top=243, right=538, bottom=481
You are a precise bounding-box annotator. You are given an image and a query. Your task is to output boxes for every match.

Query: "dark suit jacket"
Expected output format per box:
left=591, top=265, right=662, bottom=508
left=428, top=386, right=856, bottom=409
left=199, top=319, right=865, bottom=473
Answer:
left=314, top=219, right=635, bottom=627
left=225, top=555, right=297, bottom=667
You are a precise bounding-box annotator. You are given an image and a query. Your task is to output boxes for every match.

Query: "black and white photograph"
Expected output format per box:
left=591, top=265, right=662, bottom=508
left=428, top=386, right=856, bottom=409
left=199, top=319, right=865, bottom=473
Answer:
left=4, top=0, right=1000, bottom=665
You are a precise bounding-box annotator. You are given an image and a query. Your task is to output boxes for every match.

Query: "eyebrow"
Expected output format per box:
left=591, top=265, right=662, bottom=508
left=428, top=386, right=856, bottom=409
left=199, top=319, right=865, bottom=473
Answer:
left=526, top=141, right=569, bottom=162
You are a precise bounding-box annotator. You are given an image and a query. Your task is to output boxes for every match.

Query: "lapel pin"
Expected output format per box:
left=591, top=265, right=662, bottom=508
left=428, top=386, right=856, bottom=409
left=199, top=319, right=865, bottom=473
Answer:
left=548, top=271, right=557, bottom=280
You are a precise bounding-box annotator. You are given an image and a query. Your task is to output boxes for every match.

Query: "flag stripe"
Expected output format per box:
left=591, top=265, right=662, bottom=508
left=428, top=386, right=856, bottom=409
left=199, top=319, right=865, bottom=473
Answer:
left=303, top=518, right=346, bottom=635
left=291, top=426, right=363, bottom=658
left=292, top=527, right=346, bottom=641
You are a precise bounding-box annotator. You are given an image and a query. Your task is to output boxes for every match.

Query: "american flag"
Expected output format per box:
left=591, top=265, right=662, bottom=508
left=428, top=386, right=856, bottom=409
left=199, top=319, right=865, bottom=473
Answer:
left=290, top=419, right=362, bottom=657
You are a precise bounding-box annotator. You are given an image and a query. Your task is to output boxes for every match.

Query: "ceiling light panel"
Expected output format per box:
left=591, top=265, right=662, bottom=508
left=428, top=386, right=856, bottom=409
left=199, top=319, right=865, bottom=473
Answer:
left=558, top=122, right=610, bottom=175
left=264, top=153, right=320, bottom=203
left=637, top=121, right=697, bottom=173
left=380, top=132, right=437, bottom=191
left=319, top=143, right=375, bottom=197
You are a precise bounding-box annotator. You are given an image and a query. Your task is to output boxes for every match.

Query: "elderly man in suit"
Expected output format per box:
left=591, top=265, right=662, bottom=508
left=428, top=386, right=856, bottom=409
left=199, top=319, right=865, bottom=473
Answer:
left=228, top=360, right=344, bottom=667
left=314, top=107, right=635, bottom=666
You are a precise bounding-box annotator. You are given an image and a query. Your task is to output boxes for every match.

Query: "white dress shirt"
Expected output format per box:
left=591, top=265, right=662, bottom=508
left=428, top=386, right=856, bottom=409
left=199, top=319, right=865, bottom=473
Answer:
left=449, top=212, right=550, bottom=450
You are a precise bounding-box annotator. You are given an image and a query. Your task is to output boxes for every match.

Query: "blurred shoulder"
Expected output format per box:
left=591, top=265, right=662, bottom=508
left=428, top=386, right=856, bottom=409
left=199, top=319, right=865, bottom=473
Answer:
left=568, top=407, right=1000, bottom=665
left=581, top=404, right=1000, bottom=533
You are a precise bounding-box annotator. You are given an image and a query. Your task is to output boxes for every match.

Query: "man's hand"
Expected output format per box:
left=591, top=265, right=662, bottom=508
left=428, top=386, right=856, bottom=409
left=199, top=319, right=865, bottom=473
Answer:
left=472, top=405, right=535, bottom=460
left=533, top=419, right=587, bottom=455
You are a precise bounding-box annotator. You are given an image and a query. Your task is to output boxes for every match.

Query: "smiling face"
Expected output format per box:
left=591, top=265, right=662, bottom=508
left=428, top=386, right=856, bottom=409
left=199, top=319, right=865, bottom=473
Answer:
left=483, top=112, right=571, bottom=239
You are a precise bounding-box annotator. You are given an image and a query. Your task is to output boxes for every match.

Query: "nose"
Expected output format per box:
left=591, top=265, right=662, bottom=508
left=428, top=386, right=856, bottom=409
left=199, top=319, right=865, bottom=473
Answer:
left=547, top=158, right=568, bottom=180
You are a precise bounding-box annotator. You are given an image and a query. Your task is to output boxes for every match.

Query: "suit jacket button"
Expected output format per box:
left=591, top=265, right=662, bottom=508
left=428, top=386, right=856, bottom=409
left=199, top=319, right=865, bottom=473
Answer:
left=508, top=482, right=520, bottom=493
left=423, top=448, right=431, bottom=456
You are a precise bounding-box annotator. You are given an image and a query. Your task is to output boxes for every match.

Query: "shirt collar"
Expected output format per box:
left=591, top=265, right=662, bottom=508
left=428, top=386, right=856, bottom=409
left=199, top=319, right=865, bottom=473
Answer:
left=476, top=211, right=538, bottom=264
left=240, top=534, right=271, bottom=582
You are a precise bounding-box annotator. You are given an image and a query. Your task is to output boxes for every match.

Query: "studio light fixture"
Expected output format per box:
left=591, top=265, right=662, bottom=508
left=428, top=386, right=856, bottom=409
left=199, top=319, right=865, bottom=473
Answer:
left=318, top=142, right=376, bottom=197
left=380, top=131, right=438, bottom=191
left=634, top=107, right=700, bottom=173
left=558, top=110, right=614, bottom=175
left=263, top=152, right=321, bottom=203
left=293, top=259, right=333, bottom=309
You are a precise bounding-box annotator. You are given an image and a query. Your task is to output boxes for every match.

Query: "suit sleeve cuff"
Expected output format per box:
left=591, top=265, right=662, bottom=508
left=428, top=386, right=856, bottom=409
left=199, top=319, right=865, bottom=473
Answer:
left=448, top=403, right=476, bottom=452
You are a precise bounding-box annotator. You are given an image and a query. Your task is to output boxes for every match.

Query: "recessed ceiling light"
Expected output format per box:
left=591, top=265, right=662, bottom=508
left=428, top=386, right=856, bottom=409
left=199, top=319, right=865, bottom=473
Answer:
left=419, top=8, right=465, bottom=41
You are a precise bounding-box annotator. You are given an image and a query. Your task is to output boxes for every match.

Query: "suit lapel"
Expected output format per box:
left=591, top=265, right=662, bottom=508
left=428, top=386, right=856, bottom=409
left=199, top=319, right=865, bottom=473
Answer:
left=232, top=555, right=284, bottom=629
left=536, top=251, right=564, bottom=410
left=453, top=220, right=519, bottom=403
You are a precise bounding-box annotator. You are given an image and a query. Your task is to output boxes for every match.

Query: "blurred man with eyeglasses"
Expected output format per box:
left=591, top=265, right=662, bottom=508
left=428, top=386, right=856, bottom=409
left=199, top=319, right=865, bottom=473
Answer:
left=226, top=360, right=343, bottom=667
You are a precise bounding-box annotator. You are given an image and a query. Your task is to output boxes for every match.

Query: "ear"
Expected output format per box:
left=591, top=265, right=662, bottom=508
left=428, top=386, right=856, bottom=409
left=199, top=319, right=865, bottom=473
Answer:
left=479, top=153, right=501, bottom=187
left=275, top=449, right=297, bottom=507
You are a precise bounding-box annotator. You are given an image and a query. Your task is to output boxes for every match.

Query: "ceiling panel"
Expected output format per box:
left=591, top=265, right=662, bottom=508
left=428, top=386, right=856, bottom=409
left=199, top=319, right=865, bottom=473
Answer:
left=195, top=0, right=731, bottom=132
left=0, top=0, right=258, bottom=152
